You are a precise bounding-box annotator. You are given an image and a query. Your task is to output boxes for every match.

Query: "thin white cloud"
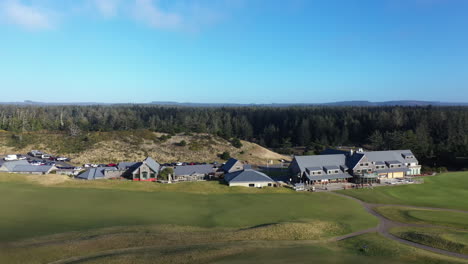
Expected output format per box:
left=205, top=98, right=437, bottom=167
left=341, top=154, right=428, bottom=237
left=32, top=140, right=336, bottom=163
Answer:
left=132, top=0, right=183, bottom=30
left=1, top=0, right=55, bottom=30
left=94, top=0, right=120, bottom=17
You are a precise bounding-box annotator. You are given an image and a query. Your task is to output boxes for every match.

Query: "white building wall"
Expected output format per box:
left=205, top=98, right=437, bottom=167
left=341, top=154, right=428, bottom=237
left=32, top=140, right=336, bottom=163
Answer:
left=229, top=181, right=276, bottom=188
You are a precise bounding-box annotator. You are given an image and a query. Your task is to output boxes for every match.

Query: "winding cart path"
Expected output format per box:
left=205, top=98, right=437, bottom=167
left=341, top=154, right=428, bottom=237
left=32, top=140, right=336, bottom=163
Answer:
left=331, top=192, right=468, bottom=259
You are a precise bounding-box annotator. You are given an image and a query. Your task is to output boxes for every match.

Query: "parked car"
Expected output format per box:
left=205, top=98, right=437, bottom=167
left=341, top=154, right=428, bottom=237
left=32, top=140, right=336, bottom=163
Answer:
left=4, top=155, right=18, bottom=161
left=176, top=162, right=183, bottom=166
left=41, top=154, right=51, bottom=159
left=107, top=163, right=117, bottom=167
left=29, top=150, right=43, bottom=157
left=56, top=157, right=70, bottom=161
left=17, top=155, right=27, bottom=160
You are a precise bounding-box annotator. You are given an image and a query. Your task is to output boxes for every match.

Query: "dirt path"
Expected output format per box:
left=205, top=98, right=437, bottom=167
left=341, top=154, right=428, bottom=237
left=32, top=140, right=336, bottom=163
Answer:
left=331, top=192, right=468, bottom=259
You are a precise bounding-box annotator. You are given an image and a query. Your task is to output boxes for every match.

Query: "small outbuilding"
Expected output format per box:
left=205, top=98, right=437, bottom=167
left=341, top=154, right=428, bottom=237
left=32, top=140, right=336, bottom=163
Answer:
left=224, top=169, right=277, bottom=188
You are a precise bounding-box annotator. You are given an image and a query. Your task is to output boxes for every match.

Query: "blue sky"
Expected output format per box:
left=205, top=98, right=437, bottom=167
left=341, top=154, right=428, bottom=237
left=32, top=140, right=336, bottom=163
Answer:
left=1, top=0, right=468, bottom=103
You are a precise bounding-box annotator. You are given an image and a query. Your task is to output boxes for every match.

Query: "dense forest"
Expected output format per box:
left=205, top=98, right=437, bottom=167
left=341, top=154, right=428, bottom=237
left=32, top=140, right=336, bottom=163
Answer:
left=0, top=105, right=467, bottom=168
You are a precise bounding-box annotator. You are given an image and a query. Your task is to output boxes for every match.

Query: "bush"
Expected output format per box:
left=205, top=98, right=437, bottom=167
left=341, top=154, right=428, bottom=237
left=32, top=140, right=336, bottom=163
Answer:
left=231, top=138, right=243, bottom=149
left=219, top=151, right=231, bottom=160
left=176, top=140, right=187, bottom=147
left=436, top=167, right=448, bottom=173
left=159, top=167, right=174, bottom=181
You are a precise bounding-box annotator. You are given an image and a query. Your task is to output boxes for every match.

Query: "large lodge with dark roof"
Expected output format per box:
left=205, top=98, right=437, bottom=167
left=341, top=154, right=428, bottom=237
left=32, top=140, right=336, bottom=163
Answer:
left=289, top=149, right=421, bottom=184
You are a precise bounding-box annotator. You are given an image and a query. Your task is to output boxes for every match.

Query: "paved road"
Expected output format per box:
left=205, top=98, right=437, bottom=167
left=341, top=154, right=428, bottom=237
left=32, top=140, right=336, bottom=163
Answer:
left=331, top=192, right=468, bottom=259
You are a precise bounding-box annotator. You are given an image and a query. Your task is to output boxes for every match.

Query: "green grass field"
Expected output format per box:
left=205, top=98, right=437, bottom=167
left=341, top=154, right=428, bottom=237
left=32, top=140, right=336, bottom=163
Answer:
left=375, top=206, right=468, bottom=229
left=2, top=172, right=468, bottom=263
left=0, top=180, right=378, bottom=243
left=390, top=227, right=468, bottom=255
left=77, top=233, right=468, bottom=264
left=338, top=172, right=468, bottom=210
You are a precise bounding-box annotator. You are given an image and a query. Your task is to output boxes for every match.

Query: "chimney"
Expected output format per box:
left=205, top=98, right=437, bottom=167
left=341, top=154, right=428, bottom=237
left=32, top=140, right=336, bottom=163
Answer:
left=350, top=149, right=354, bottom=155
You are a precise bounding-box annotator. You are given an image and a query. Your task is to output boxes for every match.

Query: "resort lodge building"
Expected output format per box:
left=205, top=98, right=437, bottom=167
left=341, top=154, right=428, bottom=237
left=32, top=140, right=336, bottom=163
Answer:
left=290, top=149, right=421, bottom=184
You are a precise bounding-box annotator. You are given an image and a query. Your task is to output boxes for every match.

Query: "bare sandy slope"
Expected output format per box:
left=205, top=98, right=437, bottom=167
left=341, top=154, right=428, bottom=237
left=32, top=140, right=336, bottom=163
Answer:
left=0, top=131, right=290, bottom=165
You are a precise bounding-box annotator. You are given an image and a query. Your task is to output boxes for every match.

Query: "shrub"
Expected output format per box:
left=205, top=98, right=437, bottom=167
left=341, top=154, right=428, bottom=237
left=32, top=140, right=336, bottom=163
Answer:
left=231, top=138, right=243, bottom=149
left=159, top=167, right=174, bottom=181
left=219, top=151, right=231, bottom=160
left=176, top=140, right=187, bottom=147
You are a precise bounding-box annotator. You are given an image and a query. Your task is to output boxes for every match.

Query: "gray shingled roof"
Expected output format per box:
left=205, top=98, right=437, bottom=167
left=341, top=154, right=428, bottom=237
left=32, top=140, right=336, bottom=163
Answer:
left=117, top=162, right=141, bottom=170
left=174, top=165, right=214, bottom=176
left=143, top=157, right=161, bottom=173
left=76, top=167, right=117, bottom=180
left=1, top=160, right=30, bottom=172
left=222, top=158, right=241, bottom=172
left=306, top=166, right=323, bottom=172
left=324, top=165, right=340, bottom=171
left=11, top=165, right=54, bottom=173
left=363, top=150, right=418, bottom=164
left=294, top=155, right=346, bottom=173
left=225, top=169, right=275, bottom=183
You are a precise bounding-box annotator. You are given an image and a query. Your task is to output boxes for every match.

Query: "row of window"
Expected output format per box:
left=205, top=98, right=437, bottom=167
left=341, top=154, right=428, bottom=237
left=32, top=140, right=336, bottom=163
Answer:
left=311, top=170, right=340, bottom=175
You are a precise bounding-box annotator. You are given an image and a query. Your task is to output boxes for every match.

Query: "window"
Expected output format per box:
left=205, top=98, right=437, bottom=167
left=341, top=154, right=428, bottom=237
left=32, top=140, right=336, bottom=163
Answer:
left=317, top=171, right=322, bottom=175
left=335, top=170, right=339, bottom=173
left=142, top=172, right=148, bottom=180
left=357, top=170, right=361, bottom=173
left=367, top=169, right=372, bottom=172
left=150, top=173, right=156, bottom=179
left=268, top=183, right=272, bottom=187
left=249, top=184, right=255, bottom=187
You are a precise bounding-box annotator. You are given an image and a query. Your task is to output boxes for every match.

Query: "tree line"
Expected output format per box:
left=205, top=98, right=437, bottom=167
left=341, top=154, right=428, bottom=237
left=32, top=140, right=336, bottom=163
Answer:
left=0, top=105, right=467, bottom=168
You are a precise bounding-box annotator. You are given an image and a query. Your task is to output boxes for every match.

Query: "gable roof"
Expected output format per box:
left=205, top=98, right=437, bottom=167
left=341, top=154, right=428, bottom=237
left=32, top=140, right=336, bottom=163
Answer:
left=1, top=160, right=30, bottom=172
left=293, top=154, right=346, bottom=173
left=363, top=150, right=418, bottom=164
left=225, top=169, right=275, bottom=183
left=143, top=157, right=161, bottom=172
left=76, top=167, right=117, bottom=180
left=221, top=158, right=242, bottom=172
left=174, top=164, right=214, bottom=176
left=117, top=162, right=141, bottom=170
left=11, top=165, right=54, bottom=173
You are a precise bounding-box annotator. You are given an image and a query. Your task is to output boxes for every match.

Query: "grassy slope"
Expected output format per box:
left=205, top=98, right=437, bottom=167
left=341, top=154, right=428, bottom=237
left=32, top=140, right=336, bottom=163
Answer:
left=81, top=233, right=468, bottom=264
left=0, top=174, right=377, bottom=243
left=338, top=172, right=468, bottom=210
left=0, top=130, right=289, bottom=165
left=375, top=206, right=468, bottom=229
left=391, top=227, right=468, bottom=255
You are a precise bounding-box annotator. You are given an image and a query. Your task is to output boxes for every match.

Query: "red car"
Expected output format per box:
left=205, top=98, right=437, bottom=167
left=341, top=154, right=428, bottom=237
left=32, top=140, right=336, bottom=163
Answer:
left=107, top=163, right=117, bottom=167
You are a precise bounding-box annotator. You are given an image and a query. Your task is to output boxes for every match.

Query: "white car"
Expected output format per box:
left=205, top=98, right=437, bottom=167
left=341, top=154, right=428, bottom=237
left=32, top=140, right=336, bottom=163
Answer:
left=56, top=157, right=69, bottom=161
left=41, top=154, right=51, bottom=159
left=4, top=155, right=18, bottom=161
left=176, top=162, right=183, bottom=166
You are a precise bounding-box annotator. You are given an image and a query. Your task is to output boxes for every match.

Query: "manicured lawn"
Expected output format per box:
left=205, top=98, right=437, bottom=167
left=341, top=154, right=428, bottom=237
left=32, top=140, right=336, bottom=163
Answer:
left=0, top=176, right=377, bottom=242
left=391, top=227, right=468, bottom=255
left=375, top=206, right=468, bottom=230
left=338, top=172, right=468, bottom=210
left=210, top=233, right=468, bottom=264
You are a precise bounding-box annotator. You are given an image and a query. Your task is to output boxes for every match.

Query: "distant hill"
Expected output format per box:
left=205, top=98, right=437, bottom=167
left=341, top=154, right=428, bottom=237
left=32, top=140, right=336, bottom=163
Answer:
left=149, top=100, right=468, bottom=107
left=0, top=100, right=467, bottom=107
